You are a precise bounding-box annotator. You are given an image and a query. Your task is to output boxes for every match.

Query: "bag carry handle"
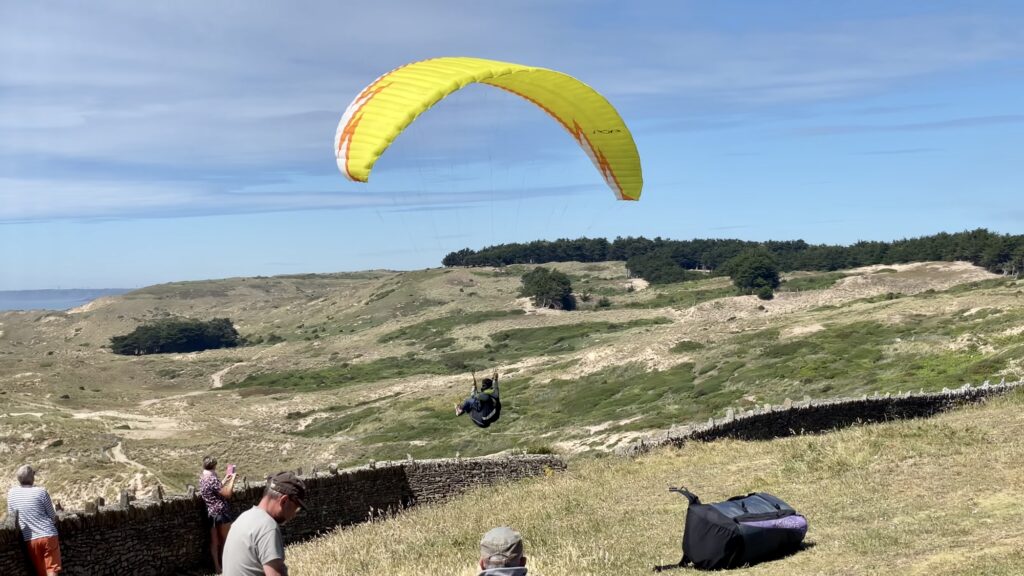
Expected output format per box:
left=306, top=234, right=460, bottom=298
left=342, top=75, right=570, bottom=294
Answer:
left=668, top=486, right=700, bottom=505
left=657, top=488, right=698, bottom=572
left=727, top=492, right=785, bottom=511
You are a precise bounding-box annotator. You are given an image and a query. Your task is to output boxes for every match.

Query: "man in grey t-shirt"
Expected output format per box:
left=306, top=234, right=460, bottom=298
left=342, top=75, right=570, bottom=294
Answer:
left=223, top=471, right=307, bottom=576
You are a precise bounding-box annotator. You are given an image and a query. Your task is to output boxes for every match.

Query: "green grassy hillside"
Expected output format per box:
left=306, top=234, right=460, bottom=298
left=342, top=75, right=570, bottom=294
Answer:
left=0, top=260, right=1021, bottom=510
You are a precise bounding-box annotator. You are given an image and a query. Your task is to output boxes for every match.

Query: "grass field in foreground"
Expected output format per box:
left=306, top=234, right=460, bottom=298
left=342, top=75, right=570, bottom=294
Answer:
left=285, top=388, right=1024, bottom=576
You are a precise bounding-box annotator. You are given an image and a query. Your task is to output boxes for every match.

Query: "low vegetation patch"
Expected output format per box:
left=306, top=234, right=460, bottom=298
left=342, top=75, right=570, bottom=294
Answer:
left=129, top=282, right=233, bottom=299
left=487, top=318, right=672, bottom=358
left=702, top=314, right=1024, bottom=397
left=669, top=340, right=705, bottom=354
left=240, top=318, right=672, bottom=396
left=378, top=309, right=524, bottom=346
left=624, top=285, right=735, bottom=309
left=779, top=272, right=847, bottom=292
left=227, top=356, right=453, bottom=394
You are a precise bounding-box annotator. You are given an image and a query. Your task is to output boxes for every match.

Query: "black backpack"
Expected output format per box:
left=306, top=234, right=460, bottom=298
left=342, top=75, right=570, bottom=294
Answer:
left=660, top=487, right=808, bottom=571
left=469, top=391, right=501, bottom=428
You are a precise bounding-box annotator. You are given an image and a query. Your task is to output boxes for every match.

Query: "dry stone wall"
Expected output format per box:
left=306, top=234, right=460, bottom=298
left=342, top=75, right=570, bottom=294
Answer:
left=0, top=526, right=26, bottom=573
left=620, top=380, right=1023, bottom=456
left=0, top=454, right=565, bottom=576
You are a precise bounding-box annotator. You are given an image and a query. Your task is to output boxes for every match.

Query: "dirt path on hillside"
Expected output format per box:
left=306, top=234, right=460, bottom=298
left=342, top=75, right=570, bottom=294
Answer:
left=95, top=441, right=158, bottom=502
left=104, top=440, right=147, bottom=469
left=211, top=364, right=241, bottom=388
left=211, top=344, right=280, bottom=388
left=71, top=410, right=183, bottom=439
left=138, top=390, right=206, bottom=407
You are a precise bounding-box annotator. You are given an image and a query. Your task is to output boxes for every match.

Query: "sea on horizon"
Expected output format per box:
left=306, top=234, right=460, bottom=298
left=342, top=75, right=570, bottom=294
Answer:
left=0, top=289, right=130, bottom=312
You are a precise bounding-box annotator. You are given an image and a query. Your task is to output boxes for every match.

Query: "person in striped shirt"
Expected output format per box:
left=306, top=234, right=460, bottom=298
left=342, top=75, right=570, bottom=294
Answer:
left=6, top=464, right=61, bottom=576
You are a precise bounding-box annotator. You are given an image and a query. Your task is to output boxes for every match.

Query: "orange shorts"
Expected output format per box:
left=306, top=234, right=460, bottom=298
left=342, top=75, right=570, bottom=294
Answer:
left=27, top=535, right=61, bottom=576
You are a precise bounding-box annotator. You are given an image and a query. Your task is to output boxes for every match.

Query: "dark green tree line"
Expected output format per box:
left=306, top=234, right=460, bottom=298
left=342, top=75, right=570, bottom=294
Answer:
left=443, top=229, right=1024, bottom=280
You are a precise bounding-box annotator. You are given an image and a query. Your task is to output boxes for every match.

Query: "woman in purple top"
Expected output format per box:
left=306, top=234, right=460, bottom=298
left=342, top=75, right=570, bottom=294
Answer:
left=200, top=455, right=236, bottom=574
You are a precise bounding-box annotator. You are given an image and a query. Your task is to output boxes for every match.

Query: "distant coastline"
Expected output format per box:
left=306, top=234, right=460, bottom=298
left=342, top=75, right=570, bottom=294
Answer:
left=0, top=289, right=130, bottom=312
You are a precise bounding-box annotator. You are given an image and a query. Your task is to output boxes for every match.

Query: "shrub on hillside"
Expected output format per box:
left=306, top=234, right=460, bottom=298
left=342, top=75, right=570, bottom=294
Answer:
left=723, top=250, right=781, bottom=297
left=625, top=249, right=702, bottom=284
left=110, top=317, right=240, bottom=355
left=755, top=285, right=775, bottom=300
left=519, top=267, right=576, bottom=310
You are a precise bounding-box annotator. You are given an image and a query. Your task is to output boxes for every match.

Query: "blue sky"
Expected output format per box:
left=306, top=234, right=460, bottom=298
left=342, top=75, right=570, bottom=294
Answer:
left=1, top=1, right=1022, bottom=289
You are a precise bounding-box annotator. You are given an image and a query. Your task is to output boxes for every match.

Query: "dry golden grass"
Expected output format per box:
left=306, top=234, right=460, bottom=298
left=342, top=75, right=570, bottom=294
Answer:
left=286, top=389, right=1024, bottom=576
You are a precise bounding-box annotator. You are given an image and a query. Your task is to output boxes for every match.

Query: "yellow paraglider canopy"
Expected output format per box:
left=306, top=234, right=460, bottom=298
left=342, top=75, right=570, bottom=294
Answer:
left=335, top=57, right=643, bottom=201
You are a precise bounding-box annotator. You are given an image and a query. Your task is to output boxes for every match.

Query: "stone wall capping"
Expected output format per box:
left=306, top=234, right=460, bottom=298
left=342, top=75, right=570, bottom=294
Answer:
left=619, top=380, right=1022, bottom=457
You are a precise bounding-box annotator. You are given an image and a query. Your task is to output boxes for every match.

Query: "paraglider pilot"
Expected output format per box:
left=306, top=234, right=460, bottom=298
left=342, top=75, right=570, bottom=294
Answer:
left=456, top=371, right=501, bottom=428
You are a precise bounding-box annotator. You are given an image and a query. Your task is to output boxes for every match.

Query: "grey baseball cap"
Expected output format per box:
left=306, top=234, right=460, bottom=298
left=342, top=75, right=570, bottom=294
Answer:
left=268, top=471, right=308, bottom=511
left=480, top=526, right=524, bottom=563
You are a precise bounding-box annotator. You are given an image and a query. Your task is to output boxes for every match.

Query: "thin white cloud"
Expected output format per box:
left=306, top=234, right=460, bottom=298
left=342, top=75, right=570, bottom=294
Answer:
left=800, top=114, right=1024, bottom=136
left=856, top=148, right=942, bottom=155
left=0, top=178, right=206, bottom=221
left=601, top=14, right=1023, bottom=102
left=0, top=175, right=594, bottom=223
left=2, top=2, right=1022, bottom=224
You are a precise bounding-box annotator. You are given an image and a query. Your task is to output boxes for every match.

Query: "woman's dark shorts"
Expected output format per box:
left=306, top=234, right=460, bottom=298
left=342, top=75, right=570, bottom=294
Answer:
left=209, top=509, right=235, bottom=525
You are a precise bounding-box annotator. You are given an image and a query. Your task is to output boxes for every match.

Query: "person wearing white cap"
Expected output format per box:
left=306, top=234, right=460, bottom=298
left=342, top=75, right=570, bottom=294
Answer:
left=478, top=526, right=528, bottom=575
